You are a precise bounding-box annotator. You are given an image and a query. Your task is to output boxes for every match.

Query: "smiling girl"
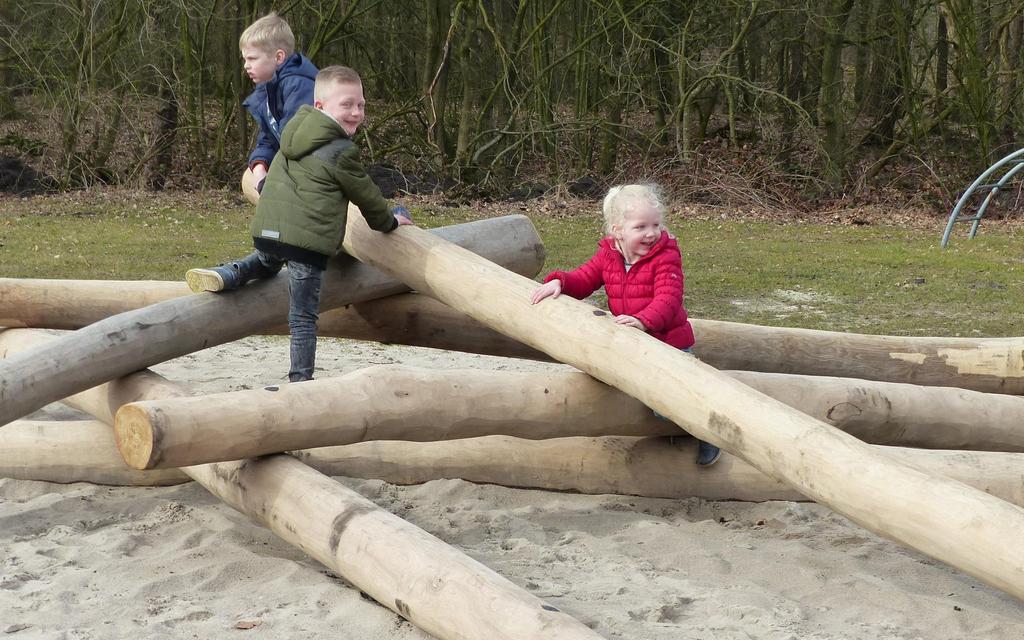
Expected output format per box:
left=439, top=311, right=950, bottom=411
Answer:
left=530, top=184, right=721, bottom=466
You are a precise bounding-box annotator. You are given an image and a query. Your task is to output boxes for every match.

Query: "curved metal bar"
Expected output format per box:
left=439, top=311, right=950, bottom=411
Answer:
left=970, top=160, right=1024, bottom=239
left=941, top=147, right=1024, bottom=247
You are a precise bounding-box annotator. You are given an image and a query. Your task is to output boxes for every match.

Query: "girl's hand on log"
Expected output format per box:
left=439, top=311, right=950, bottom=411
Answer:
left=615, top=315, right=647, bottom=330
left=531, top=279, right=561, bottom=304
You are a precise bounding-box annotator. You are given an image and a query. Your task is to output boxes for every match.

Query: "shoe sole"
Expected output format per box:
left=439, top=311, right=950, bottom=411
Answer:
left=697, top=449, right=723, bottom=467
left=185, top=268, right=225, bottom=293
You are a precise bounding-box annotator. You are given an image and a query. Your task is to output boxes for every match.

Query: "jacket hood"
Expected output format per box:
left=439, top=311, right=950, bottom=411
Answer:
left=280, top=104, right=350, bottom=159
left=277, top=52, right=319, bottom=83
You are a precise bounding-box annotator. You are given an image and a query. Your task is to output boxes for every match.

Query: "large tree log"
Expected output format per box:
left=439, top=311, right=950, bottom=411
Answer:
left=298, top=436, right=1024, bottom=508
left=0, top=215, right=545, bottom=428
left=114, top=366, right=677, bottom=469
left=115, top=364, right=1024, bottom=470
left=0, top=328, right=603, bottom=639
left=339, top=210, right=1024, bottom=601
left=0, top=279, right=189, bottom=329
left=0, top=419, right=188, bottom=485
left=728, top=370, right=1024, bottom=451
left=7, top=277, right=1024, bottom=393
left=0, top=278, right=550, bottom=360
left=183, top=455, right=602, bottom=640
left=693, top=319, right=1024, bottom=394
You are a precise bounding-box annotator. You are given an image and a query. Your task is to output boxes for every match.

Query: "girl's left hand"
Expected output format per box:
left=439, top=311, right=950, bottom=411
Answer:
left=615, top=315, right=647, bottom=330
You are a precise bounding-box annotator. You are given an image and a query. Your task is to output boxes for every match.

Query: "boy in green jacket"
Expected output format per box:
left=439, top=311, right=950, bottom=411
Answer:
left=187, top=65, right=413, bottom=382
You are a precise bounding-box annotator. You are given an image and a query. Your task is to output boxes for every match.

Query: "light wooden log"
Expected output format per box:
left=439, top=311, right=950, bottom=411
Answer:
left=0, top=277, right=549, bottom=360
left=299, top=436, right=1024, bottom=508
left=8, top=276, right=1024, bottom=394
left=340, top=209, right=1024, bottom=601
left=240, top=167, right=261, bottom=205
left=1, top=328, right=603, bottom=639
left=0, top=279, right=189, bottom=329
left=730, top=371, right=1024, bottom=451
left=183, top=455, right=602, bottom=639
left=0, top=215, right=545, bottom=428
left=114, top=366, right=677, bottom=469
left=0, top=419, right=188, bottom=485
left=115, top=364, right=1024, bottom=470
left=693, top=318, right=1024, bottom=394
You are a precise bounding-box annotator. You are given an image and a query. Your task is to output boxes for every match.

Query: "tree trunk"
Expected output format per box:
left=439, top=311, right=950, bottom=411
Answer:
left=692, top=318, right=1024, bottom=394
left=113, top=366, right=679, bottom=469
left=301, top=435, right=1024, bottom=509
left=115, top=362, right=1024, bottom=470
left=0, top=419, right=187, bottom=486
left=145, top=74, right=179, bottom=190
left=818, top=0, right=855, bottom=180
left=936, top=10, right=949, bottom=100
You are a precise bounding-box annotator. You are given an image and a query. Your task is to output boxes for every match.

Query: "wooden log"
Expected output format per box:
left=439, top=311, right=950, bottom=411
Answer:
left=0, top=419, right=188, bottom=485
left=0, top=279, right=188, bottom=329
left=730, top=370, right=1024, bottom=451
left=240, top=167, right=261, bottom=205
left=114, top=366, right=678, bottom=469
left=1, top=328, right=603, bottom=639
left=184, top=455, right=602, bottom=640
left=0, top=215, right=545, bottom=428
left=0, top=277, right=549, bottom=360
left=116, top=364, right=1024, bottom=470
left=693, top=318, right=1024, bottom=394
left=339, top=209, right=1024, bottom=601
left=0, top=328, right=188, bottom=425
left=8, top=276, right=1024, bottom=394
left=299, top=436, right=1024, bottom=508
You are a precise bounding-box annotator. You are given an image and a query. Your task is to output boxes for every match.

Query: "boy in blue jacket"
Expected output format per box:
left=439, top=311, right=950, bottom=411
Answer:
left=239, top=12, right=318, bottom=198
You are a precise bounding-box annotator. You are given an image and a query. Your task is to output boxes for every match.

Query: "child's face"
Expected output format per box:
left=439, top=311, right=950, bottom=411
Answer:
left=613, top=204, right=663, bottom=262
left=241, top=45, right=285, bottom=84
left=315, top=81, right=365, bottom=137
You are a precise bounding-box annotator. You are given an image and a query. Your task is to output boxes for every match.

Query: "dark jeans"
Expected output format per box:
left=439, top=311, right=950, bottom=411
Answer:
left=232, top=250, right=323, bottom=382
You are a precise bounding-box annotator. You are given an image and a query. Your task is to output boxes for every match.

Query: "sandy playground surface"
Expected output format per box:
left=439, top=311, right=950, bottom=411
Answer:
left=2, top=335, right=1022, bottom=639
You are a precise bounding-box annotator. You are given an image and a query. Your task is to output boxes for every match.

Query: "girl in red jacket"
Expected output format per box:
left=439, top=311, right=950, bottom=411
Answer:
left=530, top=184, right=721, bottom=466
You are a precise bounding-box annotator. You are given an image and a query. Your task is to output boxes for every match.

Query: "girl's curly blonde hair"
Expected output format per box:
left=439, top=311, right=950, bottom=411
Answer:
left=602, top=183, right=666, bottom=235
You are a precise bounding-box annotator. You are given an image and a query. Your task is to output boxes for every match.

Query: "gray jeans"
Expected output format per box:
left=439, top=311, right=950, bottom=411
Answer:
left=232, top=250, right=323, bottom=382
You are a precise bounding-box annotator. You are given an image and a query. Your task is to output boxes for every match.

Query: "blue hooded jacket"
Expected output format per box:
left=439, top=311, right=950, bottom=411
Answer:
left=242, top=52, right=319, bottom=168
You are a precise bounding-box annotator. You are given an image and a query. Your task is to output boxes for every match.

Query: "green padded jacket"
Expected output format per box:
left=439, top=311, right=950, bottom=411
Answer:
left=250, top=104, right=397, bottom=259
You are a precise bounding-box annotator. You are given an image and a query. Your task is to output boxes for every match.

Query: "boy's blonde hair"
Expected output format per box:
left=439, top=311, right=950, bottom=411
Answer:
left=602, top=184, right=667, bottom=234
left=314, top=66, right=362, bottom=101
left=239, top=12, right=295, bottom=56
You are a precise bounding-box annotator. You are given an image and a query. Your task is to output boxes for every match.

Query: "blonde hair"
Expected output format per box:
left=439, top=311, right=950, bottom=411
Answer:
left=239, top=12, right=296, bottom=56
left=602, top=184, right=667, bottom=235
left=314, top=65, right=362, bottom=101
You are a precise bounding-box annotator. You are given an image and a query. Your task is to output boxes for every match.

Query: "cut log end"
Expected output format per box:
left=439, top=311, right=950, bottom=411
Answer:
left=114, top=403, right=158, bottom=470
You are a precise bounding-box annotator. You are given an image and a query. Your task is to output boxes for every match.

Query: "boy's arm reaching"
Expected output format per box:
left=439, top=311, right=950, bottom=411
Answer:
left=334, top=146, right=402, bottom=233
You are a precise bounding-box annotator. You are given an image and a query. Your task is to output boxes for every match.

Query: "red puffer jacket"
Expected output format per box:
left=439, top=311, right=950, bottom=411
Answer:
left=543, top=232, right=695, bottom=349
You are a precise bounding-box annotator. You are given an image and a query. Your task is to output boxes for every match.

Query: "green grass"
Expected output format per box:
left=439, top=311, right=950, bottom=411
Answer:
left=2, top=190, right=1023, bottom=337
left=673, top=218, right=1024, bottom=336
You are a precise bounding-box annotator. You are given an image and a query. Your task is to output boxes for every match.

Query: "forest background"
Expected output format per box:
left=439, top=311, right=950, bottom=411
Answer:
left=3, top=0, right=1024, bottom=216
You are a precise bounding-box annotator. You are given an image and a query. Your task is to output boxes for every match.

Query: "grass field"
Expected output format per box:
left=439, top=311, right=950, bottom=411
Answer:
left=2, top=189, right=1023, bottom=337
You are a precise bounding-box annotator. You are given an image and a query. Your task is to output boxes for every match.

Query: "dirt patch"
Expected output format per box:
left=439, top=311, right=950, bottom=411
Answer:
left=729, top=288, right=837, bottom=318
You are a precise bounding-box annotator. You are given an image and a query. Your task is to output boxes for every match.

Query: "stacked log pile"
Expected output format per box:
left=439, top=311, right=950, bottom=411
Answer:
left=3, top=209, right=1024, bottom=636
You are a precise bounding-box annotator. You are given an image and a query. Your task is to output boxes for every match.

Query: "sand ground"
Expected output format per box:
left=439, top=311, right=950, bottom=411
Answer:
left=2, top=335, right=1021, bottom=639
